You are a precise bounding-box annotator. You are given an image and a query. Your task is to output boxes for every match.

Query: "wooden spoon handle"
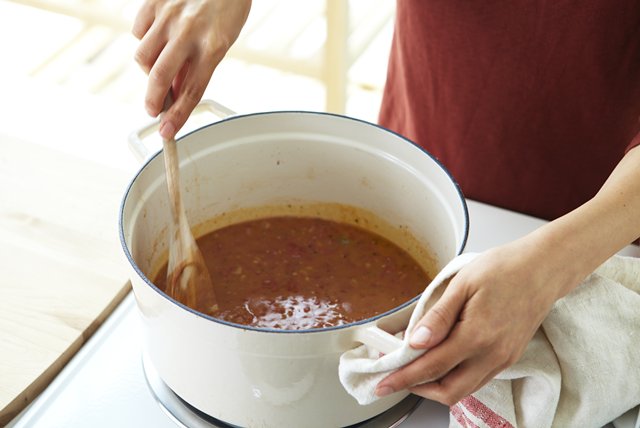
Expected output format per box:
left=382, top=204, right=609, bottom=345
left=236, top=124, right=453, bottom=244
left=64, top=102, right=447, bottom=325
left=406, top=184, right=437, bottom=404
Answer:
left=161, top=89, right=182, bottom=224
left=162, top=137, right=182, bottom=225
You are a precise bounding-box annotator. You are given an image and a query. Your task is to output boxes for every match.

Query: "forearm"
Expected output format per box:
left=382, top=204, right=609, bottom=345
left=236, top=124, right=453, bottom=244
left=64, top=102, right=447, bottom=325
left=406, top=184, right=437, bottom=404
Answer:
left=529, top=145, right=640, bottom=298
left=378, top=147, right=640, bottom=405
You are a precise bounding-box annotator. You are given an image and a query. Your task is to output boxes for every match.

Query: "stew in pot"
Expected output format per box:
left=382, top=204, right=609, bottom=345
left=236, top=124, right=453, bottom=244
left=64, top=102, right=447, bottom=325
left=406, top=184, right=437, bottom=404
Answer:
left=154, top=207, right=433, bottom=330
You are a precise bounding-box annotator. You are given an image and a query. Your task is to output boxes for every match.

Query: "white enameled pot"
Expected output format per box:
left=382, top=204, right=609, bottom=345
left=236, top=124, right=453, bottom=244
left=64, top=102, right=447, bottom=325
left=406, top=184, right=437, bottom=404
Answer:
left=119, top=102, right=469, bottom=428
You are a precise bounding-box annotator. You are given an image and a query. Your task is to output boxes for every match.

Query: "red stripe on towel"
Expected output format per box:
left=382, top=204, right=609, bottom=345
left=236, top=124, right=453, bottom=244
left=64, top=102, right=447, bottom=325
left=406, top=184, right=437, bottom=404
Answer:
left=459, top=396, right=514, bottom=428
left=450, top=403, right=480, bottom=428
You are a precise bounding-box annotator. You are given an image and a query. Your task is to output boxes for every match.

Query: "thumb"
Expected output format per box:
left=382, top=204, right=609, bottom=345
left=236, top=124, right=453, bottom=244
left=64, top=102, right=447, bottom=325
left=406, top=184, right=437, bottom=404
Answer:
left=409, top=283, right=466, bottom=349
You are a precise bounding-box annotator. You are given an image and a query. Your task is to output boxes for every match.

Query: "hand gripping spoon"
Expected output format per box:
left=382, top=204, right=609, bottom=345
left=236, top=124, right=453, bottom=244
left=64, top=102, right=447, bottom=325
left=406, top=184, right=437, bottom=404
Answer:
left=161, top=93, right=218, bottom=313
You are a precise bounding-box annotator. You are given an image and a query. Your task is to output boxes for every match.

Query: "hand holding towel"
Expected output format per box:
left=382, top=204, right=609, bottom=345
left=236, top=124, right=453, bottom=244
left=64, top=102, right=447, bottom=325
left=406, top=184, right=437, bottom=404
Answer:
left=338, top=253, right=479, bottom=405
left=339, top=253, right=640, bottom=427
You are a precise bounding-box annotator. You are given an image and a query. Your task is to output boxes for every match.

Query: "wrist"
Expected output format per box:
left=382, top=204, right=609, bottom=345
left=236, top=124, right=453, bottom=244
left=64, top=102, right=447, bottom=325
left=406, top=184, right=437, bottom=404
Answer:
left=524, top=198, right=625, bottom=299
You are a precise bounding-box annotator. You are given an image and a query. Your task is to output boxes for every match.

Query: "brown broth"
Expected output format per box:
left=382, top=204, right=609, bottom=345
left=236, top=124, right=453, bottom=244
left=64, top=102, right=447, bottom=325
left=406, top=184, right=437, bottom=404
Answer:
left=154, top=215, right=432, bottom=330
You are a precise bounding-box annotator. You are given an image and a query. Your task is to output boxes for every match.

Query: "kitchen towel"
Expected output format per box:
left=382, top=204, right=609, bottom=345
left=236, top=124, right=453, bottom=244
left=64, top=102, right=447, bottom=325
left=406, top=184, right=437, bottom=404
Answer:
left=338, top=253, right=640, bottom=427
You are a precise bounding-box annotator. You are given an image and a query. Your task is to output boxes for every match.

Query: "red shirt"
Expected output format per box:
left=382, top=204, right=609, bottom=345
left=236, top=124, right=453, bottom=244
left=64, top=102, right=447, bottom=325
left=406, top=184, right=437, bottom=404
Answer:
left=379, top=0, right=640, bottom=220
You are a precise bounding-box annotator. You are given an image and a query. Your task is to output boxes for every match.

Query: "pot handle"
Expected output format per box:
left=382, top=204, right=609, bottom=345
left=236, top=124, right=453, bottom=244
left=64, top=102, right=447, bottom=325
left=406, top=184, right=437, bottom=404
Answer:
left=128, top=99, right=236, bottom=162
left=354, top=325, right=405, bottom=355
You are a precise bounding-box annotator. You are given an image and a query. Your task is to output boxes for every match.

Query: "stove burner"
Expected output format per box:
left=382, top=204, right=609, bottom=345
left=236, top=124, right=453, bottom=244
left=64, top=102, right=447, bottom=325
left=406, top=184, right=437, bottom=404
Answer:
left=142, top=352, right=422, bottom=428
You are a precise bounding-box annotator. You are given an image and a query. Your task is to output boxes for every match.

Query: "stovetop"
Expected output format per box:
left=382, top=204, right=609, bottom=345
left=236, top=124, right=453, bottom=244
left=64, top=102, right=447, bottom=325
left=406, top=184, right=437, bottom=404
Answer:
left=8, top=200, right=639, bottom=428
left=7, top=291, right=450, bottom=428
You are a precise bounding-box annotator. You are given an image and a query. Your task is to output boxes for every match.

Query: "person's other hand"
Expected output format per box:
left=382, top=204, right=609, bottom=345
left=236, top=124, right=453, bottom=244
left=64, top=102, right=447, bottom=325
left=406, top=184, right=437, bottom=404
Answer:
left=132, top=0, right=251, bottom=139
left=375, top=239, right=569, bottom=405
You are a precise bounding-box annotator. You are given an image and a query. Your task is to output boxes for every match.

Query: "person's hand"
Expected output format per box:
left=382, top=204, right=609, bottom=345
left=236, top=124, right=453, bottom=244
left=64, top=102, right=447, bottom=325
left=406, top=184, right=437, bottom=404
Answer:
left=375, top=237, right=576, bottom=405
left=132, top=0, right=251, bottom=139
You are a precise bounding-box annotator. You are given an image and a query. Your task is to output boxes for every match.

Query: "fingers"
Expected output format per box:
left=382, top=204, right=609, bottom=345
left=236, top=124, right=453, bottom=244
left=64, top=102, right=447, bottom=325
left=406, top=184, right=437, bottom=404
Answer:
left=159, top=47, right=222, bottom=139
left=132, top=0, right=156, bottom=39
left=409, top=279, right=467, bottom=349
left=375, top=325, right=467, bottom=398
left=145, top=39, right=191, bottom=118
left=408, top=356, right=505, bottom=406
left=374, top=338, right=508, bottom=406
left=133, top=1, right=189, bottom=117
left=134, top=17, right=168, bottom=76
left=373, top=274, right=469, bottom=398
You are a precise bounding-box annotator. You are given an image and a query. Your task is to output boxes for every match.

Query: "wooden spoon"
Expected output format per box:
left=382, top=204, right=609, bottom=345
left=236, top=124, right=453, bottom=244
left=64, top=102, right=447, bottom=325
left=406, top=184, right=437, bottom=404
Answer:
left=161, top=95, right=218, bottom=313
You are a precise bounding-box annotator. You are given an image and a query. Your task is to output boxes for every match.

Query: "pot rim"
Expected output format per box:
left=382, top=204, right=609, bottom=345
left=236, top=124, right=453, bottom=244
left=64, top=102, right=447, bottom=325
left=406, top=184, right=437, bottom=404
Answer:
left=118, top=110, right=469, bottom=334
